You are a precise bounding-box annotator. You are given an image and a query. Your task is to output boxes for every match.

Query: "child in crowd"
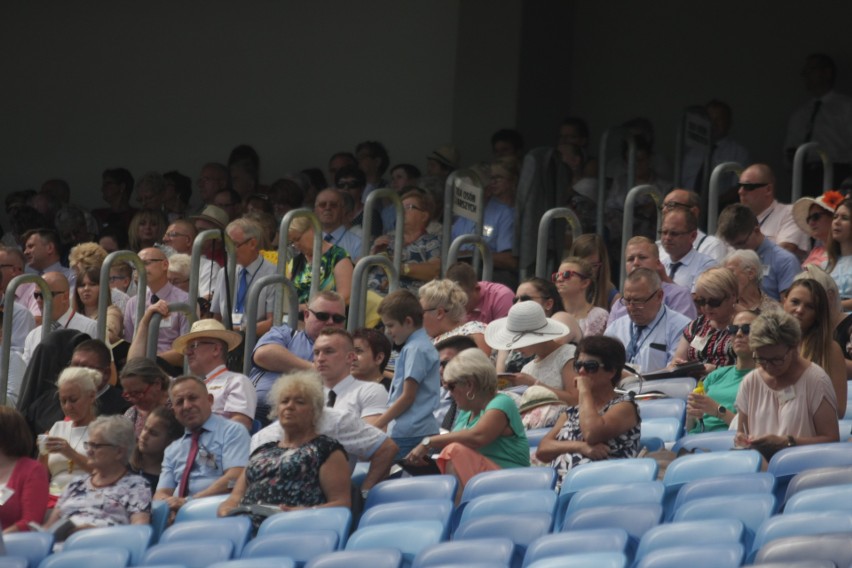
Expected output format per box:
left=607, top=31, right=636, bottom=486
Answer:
left=374, top=290, right=440, bottom=459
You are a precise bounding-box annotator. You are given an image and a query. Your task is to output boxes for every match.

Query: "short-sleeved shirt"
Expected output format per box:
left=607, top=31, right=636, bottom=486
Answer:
left=520, top=344, right=576, bottom=389
left=289, top=246, right=350, bottom=304
left=249, top=324, right=314, bottom=400
left=682, top=315, right=736, bottom=368
left=735, top=363, right=838, bottom=438
left=322, top=226, right=362, bottom=263
left=758, top=200, right=811, bottom=253
left=689, top=365, right=749, bottom=433
left=467, top=281, right=514, bottom=324
left=157, top=414, right=250, bottom=496
left=205, top=364, right=258, bottom=420
left=124, top=283, right=190, bottom=353
left=327, top=375, right=388, bottom=419
left=830, top=255, right=852, bottom=301
left=389, top=327, right=440, bottom=438
left=451, top=199, right=515, bottom=253
left=755, top=237, right=800, bottom=300
left=57, top=473, right=151, bottom=528
left=451, top=393, right=530, bottom=468
left=605, top=306, right=691, bottom=373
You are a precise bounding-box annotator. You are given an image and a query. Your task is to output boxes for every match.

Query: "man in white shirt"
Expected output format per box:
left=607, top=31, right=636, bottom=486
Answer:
left=659, top=208, right=717, bottom=291
left=313, top=328, right=388, bottom=426
left=161, top=219, right=219, bottom=300
left=737, top=163, right=810, bottom=259
left=658, top=189, right=729, bottom=262
left=23, top=272, right=97, bottom=362
left=172, top=319, right=257, bottom=431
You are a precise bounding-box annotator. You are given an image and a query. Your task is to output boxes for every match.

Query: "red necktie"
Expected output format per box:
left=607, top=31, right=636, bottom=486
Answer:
left=178, top=429, right=201, bottom=498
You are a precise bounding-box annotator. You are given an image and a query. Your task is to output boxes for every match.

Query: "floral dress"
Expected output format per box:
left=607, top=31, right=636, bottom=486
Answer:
left=682, top=316, right=735, bottom=368
left=550, top=394, right=640, bottom=488
left=56, top=473, right=151, bottom=528
left=241, top=436, right=345, bottom=528
left=289, top=246, right=350, bottom=304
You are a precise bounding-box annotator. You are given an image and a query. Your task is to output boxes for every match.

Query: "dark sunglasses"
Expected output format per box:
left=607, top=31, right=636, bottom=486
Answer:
left=806, top=211, right=831, bottom=224
left=574, top=360, right=603, bottom=373
left=694, top=296, right=726, bottom=308
left=33, top=290, right=66, bottom=300
left=738, top=182, right=769, bottom=192
left=309, top=309, right=346, bottom=324
left=726, top=323, right=751, bottom=335
left=513, top=294, right=544, bottom=304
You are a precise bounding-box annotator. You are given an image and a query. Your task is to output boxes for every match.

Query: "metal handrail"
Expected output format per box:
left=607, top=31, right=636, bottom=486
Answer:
left=348, top=255, right=399, bottom=332
left=99, top=251, right=146, bottom=342
left=620, top=185, right=664, bottom=289
left=189, top=229, right=236, bottom=328
left=243, top=274, right=299, bottom=375
left=792, top=142, right=834, bottom=202
left=596, top=128, right=636, bottom=235
left=447, top=235, right=494, bottom=282
left=706, top=162, right=743, bottom=236
left=276, top=209, right=322, bottom=315
left=535, top=207, right=582, bottom=279
left=147, top=302, right=195, bottom=373
left=1, top=275, right=52, bottom=406
left=361, top=188, right=404, bottom=275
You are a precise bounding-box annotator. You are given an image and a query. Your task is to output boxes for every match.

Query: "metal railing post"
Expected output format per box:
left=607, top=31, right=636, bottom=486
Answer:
left=189, top=229, right=236, bottom=325
left=535, top=207, right=582, bottom=279
left=147, top=303, right=195, bottom=373
left=348, top=255, right=399, bottom=333
left=362, top=188, right=404, bottom=277
left=706, top=162, right=743, bottom=236
left=620, top=185, right=664, bottom=289
left=447, top=236, right=494, bottom=282
left=792, top=142, right=834, bottom=203
left=243, top=274, right=299, bottom=375
left=99, top=251, right=146, bottom=342
left=1, top=275, right=51, bottom=406
left=276, top=209, right=322, bottom=316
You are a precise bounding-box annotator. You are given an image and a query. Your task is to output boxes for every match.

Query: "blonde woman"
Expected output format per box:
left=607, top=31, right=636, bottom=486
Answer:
left=418, top=279, right=490, bottom=355
left=554, top=256, right=608, bottom=337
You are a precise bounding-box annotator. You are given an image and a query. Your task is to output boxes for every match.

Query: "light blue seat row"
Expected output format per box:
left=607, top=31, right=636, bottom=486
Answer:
left=750, top=511, right=852, bottom=563
left=635, top=544, right=743, bottom=568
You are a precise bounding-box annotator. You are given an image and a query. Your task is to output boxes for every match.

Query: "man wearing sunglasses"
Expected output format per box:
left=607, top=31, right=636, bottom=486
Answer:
left=737, top=164, right=810, bottom=260
left=717, top=204, right=801, bottom=301
left=250, top=291, right=347, bottom=424
left=604, top=268, right=691, bottom=374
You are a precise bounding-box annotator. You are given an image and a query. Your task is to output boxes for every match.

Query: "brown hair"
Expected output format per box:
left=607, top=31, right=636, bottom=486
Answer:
left=378, top=289, right=424, bottom=327
left=0, top=407, right=34, bottom=457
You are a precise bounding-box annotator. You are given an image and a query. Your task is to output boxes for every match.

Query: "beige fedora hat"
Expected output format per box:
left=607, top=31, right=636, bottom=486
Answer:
left=172, top=318, right=242, bottom=354
left=190, top=205, right=229, bottom=230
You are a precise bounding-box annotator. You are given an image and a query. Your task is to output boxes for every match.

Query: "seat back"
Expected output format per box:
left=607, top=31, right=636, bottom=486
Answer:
left=453, top=514, right=552, bottom=568
left=561, top=504, right=663, bottom=545
left=461, top=468, right=556, bottom=504
left=0, top=558, right=28, bottom=568
left=522, top=529, right=629, bottom=568
left=258, top=507, right=352, bottom=548
left=784, top=465, right=852, bottom=507
left=173, top=494, right=230, bottom=523
left=669, top=472, right=774, bottom=520
left=209, top=560, right=296, bottom=568
left=364, top=476, right=458, bottom=511
left=633, top=378, right=696, bottom=399
left=662, top=450, right=761, bottom=513
left=526, top=551, right=628, bottom=568
left=640, top=418, right=683, bottom=443
left=638, top=399, right=686, bottom=422
left=142, top=539, right=234, bottom=568
left=671, top=431, right=735, bottom=453
left=635, top=544, right=743, bottom=568
left=306, top=549, right=403, bottom=568
left=359, top=500, right=452, bottom=539
left=564, top=482, right=663, bottom=519
left=242, top=531, right=339, bottom=566
left=4, top=533, right=54, bottom=568
left=64, top=525, right=153, bottom=566
left=37, top=547, right=130, bottom=568
left=458, top=490, right=556, bottom=530
left=635, top=519, right=744, bottom=564
left=750, top=511, right=852, bottom=563
left=413, top=538, right=514, bottom=568
left=672, top=493, right=775, bottom=551
left=150, top=500, right=170, bottom=543
left=161, top=517, right=252, bottom=557
left=767, top=443, right=852, bottom=503
left=784, top=483, right=852, bottom=514
left=346, top=521, right=444, bottom=567
left=755, top=533, right=852, bottom=566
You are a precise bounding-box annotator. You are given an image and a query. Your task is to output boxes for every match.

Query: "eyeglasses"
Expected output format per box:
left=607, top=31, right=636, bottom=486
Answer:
left=619, top=291, right=658, bottom=307
left=309, top=309, right=346, bottom=324
left=33, top=290, right=66, bottom=300
left=235, top=238, right=254, bottom=248
left=738, top=182, right=769, bottom=192
left=122, top=383, right=154, bottom=402
left=551, top=270, right=588, bottom=282
left=661, top=201, right=690, bottom=211
left=806, top=211, right=831, bottom=224
left=658, top=229, right=690, bottom=238
left=574, top=360, right=603, bottom=373
left=403, top=204, right=425, bottom=212
left=185, top=340, right=218, bottom=352
left=753, top=347, right=793, bottom=368
left=83, top=441, right=116, bottom=450
left=727, top=323, right=751, bottom=335
left=140, top=258, right=167, bottom=266
left=165, top=231, right=190, bottom=239
left=694, top=296, right=726, bottom=308
left=513, top=294, right=544, bottom=304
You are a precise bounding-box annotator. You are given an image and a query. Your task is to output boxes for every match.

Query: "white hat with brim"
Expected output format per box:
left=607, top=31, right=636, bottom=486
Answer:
left=518, top=385, right=562, bottom=413
left=172, top=319, right=242, bottom=354
left=792, top=191, right=844, bottom=233
left=190, top=205, right=229, bottom=231
left=485, top=301, right=570, bottom=351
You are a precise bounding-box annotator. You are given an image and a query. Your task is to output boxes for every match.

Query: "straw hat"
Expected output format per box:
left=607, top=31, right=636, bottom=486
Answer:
left=427, top=145, right=460, bottom=170
left=792, top=190, right=844, bottom=233
left=172, top=319, right=242, bottom=354
left=485, top=301, right=570, bottom=350
left=190, top=205, right=229, bottom=230
left=518, top=385, right=561, bottom=413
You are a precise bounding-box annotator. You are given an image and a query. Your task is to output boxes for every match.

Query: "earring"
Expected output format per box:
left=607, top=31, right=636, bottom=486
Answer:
left=466, top=390, right=475, bottom=401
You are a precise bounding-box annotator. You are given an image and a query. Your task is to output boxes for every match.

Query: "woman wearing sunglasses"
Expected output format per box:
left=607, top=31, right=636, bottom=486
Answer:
left=735, top=309, right=839, bottom=460
left=792, top=191, right=843, bottom=269
left=671, top=267, right=739, bottom=375
left=553, top=256, right=608, bottom=337
left=782, top=278, right=847, bottom=417
left=686, top=310, right=757, bottom=433
left=536, top=336, right=640, bottom=488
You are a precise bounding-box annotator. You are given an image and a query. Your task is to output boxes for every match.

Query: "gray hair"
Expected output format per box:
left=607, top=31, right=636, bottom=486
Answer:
left=443, top=348, right=497, bottom=398
left=57, top=366, right=100, bottom=393
left=227, top=217, right=263, bottom=243
left=625, top=267, right=661, bottom=292
left=266, top=370, right=325, bottom=428
left=418, top=279, right=468, bottom=322
left=749, top=309, right=802, bottom=350
left=168, top=253, right=191, bottom=277
left=89, top=415, right=136, bottom=461
left=724, top=249, right=762, bottom=284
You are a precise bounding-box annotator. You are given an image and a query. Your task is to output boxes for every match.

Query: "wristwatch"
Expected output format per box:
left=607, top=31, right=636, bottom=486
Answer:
left=787, top=435, right=797, bottom=447
left=420, top=436, right=431, bottom=448
left=716, top=405, right=727, bottom=418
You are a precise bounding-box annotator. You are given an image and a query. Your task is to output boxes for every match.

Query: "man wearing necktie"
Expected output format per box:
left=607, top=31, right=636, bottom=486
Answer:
left=210, top=218, right=275, bottom=337
left=153, top=376, right=250, bottom=519
left=659, top=208, right=717, bottom=291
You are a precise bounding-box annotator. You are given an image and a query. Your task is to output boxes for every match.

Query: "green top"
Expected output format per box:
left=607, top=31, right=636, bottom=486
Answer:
left=689, top=365, right=750, bottom=433
left=453, top=393, right=530, bottom=468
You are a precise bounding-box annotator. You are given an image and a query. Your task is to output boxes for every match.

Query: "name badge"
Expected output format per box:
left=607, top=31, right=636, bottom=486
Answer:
left=690, top=334, right=709, bottom=352
left=762, top=264, right=771, bottom=278
left=776, top=386, right=797, bottom=405
left=159, top=315, right=172, bottom=329
left=232, top=312, right=244, bottom=329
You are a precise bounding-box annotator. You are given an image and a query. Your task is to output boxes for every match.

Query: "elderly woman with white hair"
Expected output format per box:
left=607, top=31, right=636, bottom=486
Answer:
left=167, top=253, right=191, bottom=293
left=44, top=415, right=151, bottom=534
left=724, top=249, right=779, bottom=314
left=418, top=279, right=490, bottom=354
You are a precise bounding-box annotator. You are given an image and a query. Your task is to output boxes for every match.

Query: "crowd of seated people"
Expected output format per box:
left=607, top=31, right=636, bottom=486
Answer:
left=3, top=100, right=852, bottom=546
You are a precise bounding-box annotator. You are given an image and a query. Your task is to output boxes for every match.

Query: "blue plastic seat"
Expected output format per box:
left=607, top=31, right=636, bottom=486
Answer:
left=564, top=481, right=663, bottom=519
left=661, top=450, right=761, bottom=514
left=638, top=398, right=686, bottom=422
left=306, top=549, right=402, bottom=568
left=672, top=493, right=776, bottom=551
left=526, top=552, right=627, bottom=568
left=839, top=418, right=852, bottom=435
left=783, top=465, right=852, bottom=506
left=64, top=524, right=153, bottom=566
left=767, top=443, right=852, bottom=504
left=141, top=539, right=234, bottom=568
left=639, top=437, right=664, bottom=451
left=453, top=514, right=551, bottom=568
left=346, top=520, right=444, bottom=567
left=242, top=531, right=339, bottom=567
left=631, top=378, right=696, bottom=400
left=750, top=511, right=852, bottom=563
left=522, top=529, right=629, bottom=568
left=525, top=429, right=550, bottom=448
left=173, top=494, right=230, bottom=523
left=754, top=533, right=852, bottom=566
left=209, top=561, right=296, bottom=568
left=670, top=472, right=774, bottom=520
left=635, top=544, right=743, bottom=568
left=364, top=476, right=457, bottom=511
left=784, top=483, right=852, bottom=514
left=641, top=418, right=682, bottom=443
left=258, top=508, right=352, bottom=549
left=4, top=533, right=54, bottom=568
left=670, top=430, right=735, bottom=453
left=457, top=490, right=556, bottom=531
left=359, top=500, right=452, bottom=539
left=462, top=468, right=556, bottom=503
left=37, top=547, right=130, bottom=568
left=0, top=558, right=28, bottom=568
left=635, top=518, right=744, bottom=564
left=150, top=500, right=169, bottom=543
left=413, top=538, right=514, bottom=568
left=161, top=517, right=252, bottom=557
left=561, top=504, right=663, bottom=544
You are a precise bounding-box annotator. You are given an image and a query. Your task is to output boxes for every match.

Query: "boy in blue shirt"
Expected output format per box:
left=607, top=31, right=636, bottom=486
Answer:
left=374, top=290, right=440, bottom=459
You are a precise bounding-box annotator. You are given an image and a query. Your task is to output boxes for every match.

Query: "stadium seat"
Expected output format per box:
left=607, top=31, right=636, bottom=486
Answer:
left=37, top=548, right=130, bottom=568
left=525, top=552, right=627, bottom=568
left=784, top=483, right=852, bottom=514
left=750, top=511, right=852, bottom=563
left=635, top=544, right=743, bottom=568
left=160, top=517, right=252, bottom=557
left=563, top=481, right=663, bottom=519
left=670, top=430, right=735, bottom=453
left=242, top=531, right=339, bottom=567
left=670, top=472, right=774, bottom=519
left=173, top=494, right=229, bottom=523
left=359, top=500, right=453, bottom=539
left=209, top=560, right=296, bottom=568
left=462, top=468, right=556, bottom=503
left=453, top=514, right=551, bottom=568
left=631, top=378, right=696, bottom=400
left=150, top=500, right=169, bottom=544
left=364, top=476, right=457, bottom=511
left=754, top=533, right=852, bottom=566
left=457, top=490, right=556, bottom=531
left=0, top=559, right=28, bottom=568
left=637, top=398, right=686, bottom=422
left=661, top=450, right=761, bottom=515
left=258, top=507, right=352, bottom=549
left=525, top=429, right=550, bottom=448
left=306, top=549, right=402, bottom=568
left=141, top=539, right=234, bottom=568
left=64, top=525, right=153, bottom=566
left=4, top=533, right=54, bottom=568
left=561, top=504, right=663, bottom=545
left=767, top=443, right=852, bottom=503
left=783, top=465, right=852, bottom=506
left=640, top=418, right=682, bottom=443
left=639, top=437, right=664, bottom=451
left=346, top=520, right=444, bottom=567
left=635, top=518, right=744, bottom=564
left=672, top=493, right=776, bottom=551
left=522, top=529, right=629, bottom=568
left=413, top=538, right=514, bottom=568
